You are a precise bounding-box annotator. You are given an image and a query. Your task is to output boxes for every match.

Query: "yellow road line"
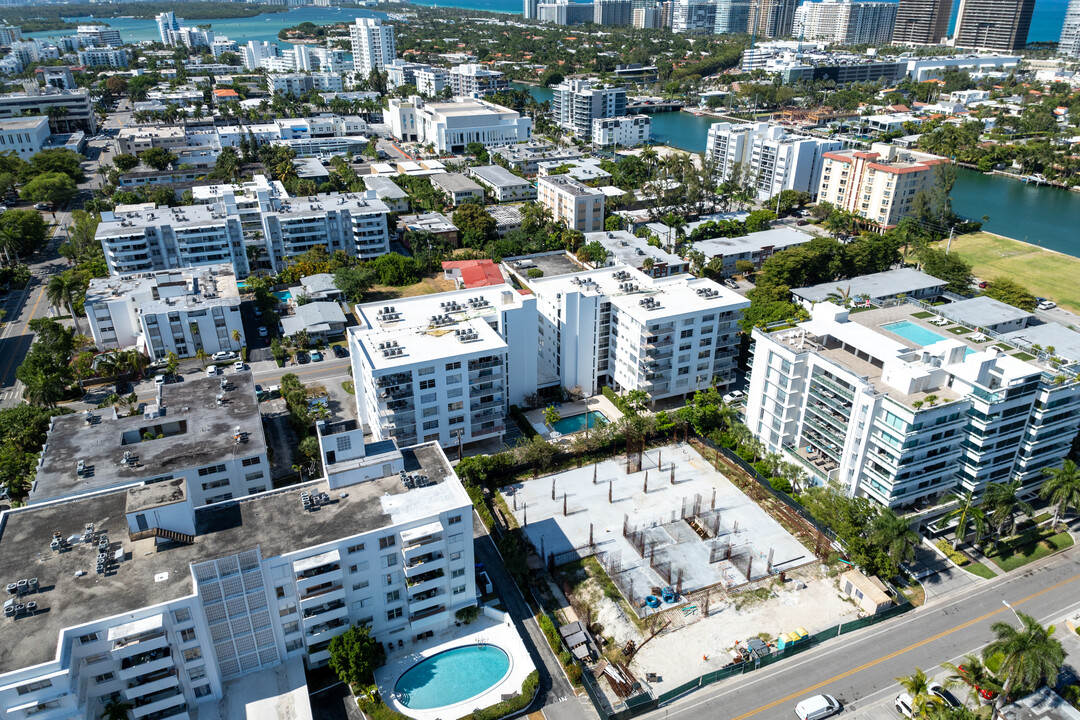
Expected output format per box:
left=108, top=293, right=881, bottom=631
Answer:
left=729, top=570, right=1080, bottom=720
left=0, top=282, right=48, bottom=388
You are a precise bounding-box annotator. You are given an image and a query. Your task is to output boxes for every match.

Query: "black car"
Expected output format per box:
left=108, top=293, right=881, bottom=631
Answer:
left=332, top=344, right=348, bottom=358
left=296, top=351, right=310, bottom=365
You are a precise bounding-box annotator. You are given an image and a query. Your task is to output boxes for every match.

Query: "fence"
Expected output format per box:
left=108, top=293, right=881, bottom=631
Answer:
left=653, top=599, right=913, bottom=705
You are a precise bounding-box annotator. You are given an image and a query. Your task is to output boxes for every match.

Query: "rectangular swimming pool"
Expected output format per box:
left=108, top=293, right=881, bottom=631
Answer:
left=551, top=411, right=608, bottom=434
left=882, top=320, right=974, bottom=356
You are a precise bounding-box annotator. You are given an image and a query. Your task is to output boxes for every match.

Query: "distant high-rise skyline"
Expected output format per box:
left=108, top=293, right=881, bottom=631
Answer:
left=1061, top=0, right=1080, bottom=56
left=893, top=0, right=953, bottom=44
left=953, top=0, right=1036, bottom=50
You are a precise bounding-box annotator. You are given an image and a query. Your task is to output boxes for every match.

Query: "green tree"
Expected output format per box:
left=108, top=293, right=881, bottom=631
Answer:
left=194, top=348, right=209, bottom=367
left=333, top=265, right=375, bottom=303
left=624, top=389, right=650, bottom=413
left=983, top=480, right=1034, bottom=538
left=578, top=240, right=608, bottom=265
left=327, top=623, right=385, bottom=687
left=99, top=697, right=132, bottom=720
left=983, top=612, right=1064, bottom=709
left=870, top=507, right=920, bottom=577
left=896, top=668, right=943, bottom=718
left=919, top=248, right=974, bottom=295
left=935, top=490, right=986, bottom=549
left=983, top=277, right=1037, bottom=312
left=27, top=148, right=85, bottom=183
left=745, top=209, right=776, bottom=233
left=0, top=209, right=47, bottom=260
left=1040, top=460, right=1080, bottom=527
left=453, top=202, right=496, bottom=249
left=543, top=405, right=561, bottom=428
left=942, top=655, right=1002, bottom=708
left=20, top=172, right=77, bottom=206
left=515, top=434, right=556, bottom=478
left=112, top=153, right=140, bottom=172
left=47, top=272, right=82, bottom=333
left=139, top=147, right=178, bottom=171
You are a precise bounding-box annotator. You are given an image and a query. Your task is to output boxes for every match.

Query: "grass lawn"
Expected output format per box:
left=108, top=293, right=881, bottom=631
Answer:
left=932, top=232, right=1080, bottom=315
left=947, top=326, right=973, bottom=334
left=364, top=275, right=457, bottom=301
left=965, top=562, right=996, bottom=579
left=912, top=311, right=935, bottom=319
left=984, top=530, right=1074, bottom=572
left=1013, top=352, right=1036, bottom=361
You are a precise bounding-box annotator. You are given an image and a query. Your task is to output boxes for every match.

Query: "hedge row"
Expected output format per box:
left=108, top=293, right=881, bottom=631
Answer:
left=601, top=386, right=633, bottom=416
left=509, top=404, right=539, bottom=439
left=935, top=539, right=970, bottom=567
left=456, top=670, right=540, bottom=720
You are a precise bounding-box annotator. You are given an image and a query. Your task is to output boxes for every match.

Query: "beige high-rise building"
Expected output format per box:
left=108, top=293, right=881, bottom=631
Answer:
left=953, top=0, right=1035, bottom=50
left=748, top=0, right=798, bottom=38
left=893, top=0, right=952, bottom=44
left=817, top=144, right=948, bottom=230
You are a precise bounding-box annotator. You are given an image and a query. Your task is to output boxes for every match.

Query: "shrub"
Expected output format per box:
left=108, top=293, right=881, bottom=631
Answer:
left=601, top=385, right=633, bottom=416
left=510, top=405, right=539, bottom=439
left=736, top=446, right=755, bottom=463
left=457, top=670, right=540, bottom=720
left=935, top=539, right=970, bottom=567
left=527, top=268, right=544, bottom=278
left=565, top=663, right=583, bottom=684
left=538, top=613, right=561, bottom=651
left=769, top=476, right=792, bottom=494
left=358, top=698, right=410, bottom=720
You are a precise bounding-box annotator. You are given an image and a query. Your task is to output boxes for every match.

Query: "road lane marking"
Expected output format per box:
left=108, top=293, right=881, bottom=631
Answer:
left=727, top=570, right=1080, bottom=720
left=0, top=280, right=49, bottom=389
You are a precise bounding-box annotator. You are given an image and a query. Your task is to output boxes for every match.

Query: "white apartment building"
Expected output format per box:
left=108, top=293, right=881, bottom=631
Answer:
left=746, top=303, right=1080, bottom=511
left=210, top=37, right=239, bottom=58
left=241, top=40, right=280, bottom=70
left=77, top=47, right=131, bottom=67
left=387, top=59, right=433, bottom=89
left=30, top=372, right=269, bottom=506
left=189, top=174, right=288, bottom=243
left=552, top=79, right=627, bottom=140
left=522, top=265, right=749, bottom=401
left=0, top=86, right=96, bottom=133
left=448, top=64, right=509, bottom=98
left=672, top=1, right=718, bottom=33
left=385, top=96, right=531, bottom=153
left=591, top=114, right=651, bottom=147
left=268, top=73, right=344, bottom=97
left=416, top=67, right=449, bottom=97
left=363, top=175, right=411, bottom=213
left=537, top=174, right=606, bottom=233
left=588, top=230, right=688, bottom=277
left=1062, top=0, right=1080, bottom=58
left=260, top=192, right=391, bottom=272
left=76, top=25, right=122, bottom=47
left=350, top=17, right=396, bottom=76
left=706, top=122, right=841, bottom=200
left=792, top=0, right=898, bottom=45
left=0, top=432, right=476, bottom=720
left=429, top=173, right=485, bottom=206
left=351, top=286, right=540, bottom=450
left=85, top=265, right=245, bottom=361
left=468, top=165, right=538, bottom=202
left=0, top=25, right=22, bottom=47
left=98, top=204, right=249, bottom=277
left=0, top=115, right=49, bottom=159
left=818, top=143, right=947, bottom=230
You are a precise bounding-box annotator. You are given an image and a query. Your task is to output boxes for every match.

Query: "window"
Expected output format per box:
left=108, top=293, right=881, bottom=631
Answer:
left=452, top=568, right=465, bottom=578
left=78, top=632, right=100, bottom=644
left=447, top=401, right=463, bottom=412
left=423, top=419, right=439, bottom=431
left=448, top=514, right=462, bottom=525
left=452, top=585, right=466, bottom=595
left=197, top=463, right=227, bottom=476
left=680, top=329, right=693, bottom=339
left=279, top=602, right=297, bottom=617
left=275, top=586, right=286, bottom=598
left=17, top=680, right=52, bottom=695
left=183, top=647, right=203, bottom=662
left=347, top=543, right=365, bottom=554
left=379, top=535, right=396, bottom=550
left=84, top=653, right=107, bottom=665
left=447, top=387, right=463, bottom=399
left=336, top=436, right=351, bottom=452
left=420, top=392, right=437, bottom=403
left=286, top=638, right=303, bottom=652
left=189, top=666, right=207, bottom=681
left=418, top=366, right=435, bottom=376
left=387, top=607, right=403, bottom=621
left=386, top=590, right=400, bottom=602
left=386, top=573, right=394, bottom=586
left=450, top=551, right=462, bottom=561
left=173, top=608, right=191, bottom=623
left=283, top=621, right=299, bottom=635
left=241, top=456, right=261, bottom=467
left=678, top=367, right=689, bottom=376
left=353, top=580, right=370, bottom=591
left=180, top=628, right=197, bottom=643
left=446, top=374, right=461, bottom=384
left=26, top=700, right=61, bottom=715
left=245, top=471, right=264, bottom=482
left=419, top=379, right=436, bottom=390
left=201, top=478, right=229, bottom=491
left=194, top=684, right=212, bottom=698
left=422, top=406, right=439, bottom=418
left=446, top=361, right=461, bottom=371
left=449, top=416, right=464, bottom=426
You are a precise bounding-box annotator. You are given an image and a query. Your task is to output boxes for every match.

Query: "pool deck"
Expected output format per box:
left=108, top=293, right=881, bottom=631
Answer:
left=525, top=394, right=624, bottom=440
left=375, top=608, right=536, bottom=720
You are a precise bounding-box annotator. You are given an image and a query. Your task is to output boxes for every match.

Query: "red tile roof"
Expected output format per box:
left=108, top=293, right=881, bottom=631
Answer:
left=442, top=259, right=504, bottom=288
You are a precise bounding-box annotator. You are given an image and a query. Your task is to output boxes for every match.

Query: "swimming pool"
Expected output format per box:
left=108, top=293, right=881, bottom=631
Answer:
left=883, top=321, right=974, bottom=356
left=394, top=645, right=511, bottom=710
left=273, top=290, right=293, bottom=302
left=551, top=410, right=609, bottom=434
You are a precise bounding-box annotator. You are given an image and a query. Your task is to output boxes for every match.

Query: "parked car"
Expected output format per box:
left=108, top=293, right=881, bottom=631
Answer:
left=258, top=326, right=269, bottom=338
left=233, top=361, right=245, bottom=372
left=978, top=281, right=989, bottom=289
left=796, top=219, right=809, bottom=226
left=296, top=352, right=310, bottom=364
left=310, top=350, right=323, bottom=362
left=1038, top=300, right=1057, bottom=310
left=795, top=695, right=841, bottom=720
left=212, top=351, right=236, bottom=361
left=332, top=344, right=348, bottom=358
left=723, top=390, right=746, bottom=404
left=206, top=365, right=218, bottom=376
left=895, top=693, right=914, bottom=718
left=33, top=202, right=52, bottom=211
left=928, top=682, right=961, bottom=708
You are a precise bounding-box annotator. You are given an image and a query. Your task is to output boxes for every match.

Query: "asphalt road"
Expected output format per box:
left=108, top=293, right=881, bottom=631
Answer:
left=650, top=546, right=1080, bottom=720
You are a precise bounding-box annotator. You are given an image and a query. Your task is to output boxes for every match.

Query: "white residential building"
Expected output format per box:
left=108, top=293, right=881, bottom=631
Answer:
left=520, top=265, right=749, bottom=401
left=210, top=37, right=239, bottom=58
left=551, top=79, right=627, bottom=140
left=0, top=430, right=477, bottom=720
left=672, top=0, right=718, bottom=33
left=745, top=303, right=1080, bottom=510
left=260, top=192, right=391, bottom=272
left=76, top=25, right=123, bottom=47
left=448, top=64, right=509, bottom=98
left=387, top=59, right=433, bottom=89
left=189, top=174, right=288, bottom=244
left=0, top=115, right=50, bottom=159
left=385, top=96, right=531, bottom=153
left=85, top=264, right=245, bottom=362
left=706, top=122, right=841, bottom=200
left=350, top=17, right=396, bottom=76
left=351, top=286, right=540, bottom=449
left=241, top=40, right=281, bottom=70
left=268, top=73, right=344, bottom=97
left=817, top=143, right=948, bottom=229
left=792, top=0, right=898, bottom=45
left=591, top=114, right=651, bottom=147
left=1062, top=0, right=1080, bottom=58
left=0, top=25, right=22, bottom=47
left=468, top=165, right=538, bottom=202
left=588, top=230, right=688, bottom=277
left=363, top=175, right=411, bottom=212
left=537, top=174, right=606, bottom=233
left=0, top=86, right=97, bottom=133
left=429, top=173, right=486, bottom=206
left=77, top=47, right=131, bottom=67
left=416, top=67, right=450, bottom=97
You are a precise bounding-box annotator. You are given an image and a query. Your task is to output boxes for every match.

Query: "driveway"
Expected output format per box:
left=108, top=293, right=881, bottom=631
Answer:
left=908, top=542, right=977, bottom=602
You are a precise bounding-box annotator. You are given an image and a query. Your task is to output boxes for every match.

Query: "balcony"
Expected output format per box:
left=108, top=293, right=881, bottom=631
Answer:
left=112, top=631, right=168, bottom=660
left=470, top=382, right=503, bottom=397
left=402, top=525, right=443, bottom=553
left=132, top=688, right=185, bottom=719
left=119, top=648, right=172, bottom=681
left=471, top=398, right=503, bottom=412
left=140, top=707, right=188, bottom=720
left=299, top=579, right=344, bottom=601
left=410, top=604, right=448, bottom=628
left=303, top=599, right=346, bottom=619
left=305, top=616, right=349, bottom=641
left=406, top=567, right=445, bottom=588
left=123, top=669, right=179, bottom=702
left=405, top=553, right=446, bottom=578
left=468, top=360, right=502, bottom=373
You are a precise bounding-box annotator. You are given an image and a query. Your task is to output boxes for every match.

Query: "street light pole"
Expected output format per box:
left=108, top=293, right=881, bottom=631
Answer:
left=1002, top=600, right=1022, bottom=623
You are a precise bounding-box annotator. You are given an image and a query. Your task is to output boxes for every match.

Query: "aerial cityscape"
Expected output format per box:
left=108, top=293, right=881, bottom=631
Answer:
left=0, top=0, right=1079, bottom=719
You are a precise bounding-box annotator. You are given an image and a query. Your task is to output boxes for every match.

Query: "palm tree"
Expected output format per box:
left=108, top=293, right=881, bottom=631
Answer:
left=983, top=612, right=1064, bottom=709
left=983, top=480, right=1034, bottom=538
left=0, top=224, right=21, bottom=266
left=896, top=668, right=943, bottom=718
left=100, top=697, right=133, bottom=720
left=231, top=329, right=242, bottom=352
left=942, top=655, right=1001, bottom=707
left=870, top=507, right=920, bottom=575
left=1040, top=460, right=1080, bottom=527
left=935, top=490, right=986, bottom=549
left=47, top=273, right=81, bottom=334
left=194, top=348, right=209, bottom=367
left=825, top=286, right=853, bottom=307
left=624, top=389, right=650, bottom=413
left=23, top=369, right=64, bottom=408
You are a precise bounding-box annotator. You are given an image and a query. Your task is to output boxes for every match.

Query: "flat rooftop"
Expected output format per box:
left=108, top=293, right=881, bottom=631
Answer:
left=470, top=165, right=529, bottom=187
left=86, top=264, right=240, bottom=313
left=31, top=372, right=267, bottom=503
left=793, top=268, right=946, bottom=303
left=944, top=296, right=1035, bottom=328
left=693, top=227, right=815, bottom=258
left=429, top=172, right=483, bottom=194
left=505, top=251, right=585, bottom=278
left=268, top=192, right=389, bottom=218
left=0, top=115, right=47, bottom=129
left=424, top=99, right=516, bottom=118
left=354, top=284, right=524, bottom=368
left=363, top=175, right=409, bottom=198
left=587, top=230, right=684, bottom=269
left=98, top=204, right=233, bottom=237
left=399, top=212, right=457, bottom=234
left=538, top=174, right=603, bottom=197
left=0, top=444, right=459, bottom=674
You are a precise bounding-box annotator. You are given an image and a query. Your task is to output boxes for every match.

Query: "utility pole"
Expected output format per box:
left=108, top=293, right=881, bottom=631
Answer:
left=945, top=225, right=955, bottom=255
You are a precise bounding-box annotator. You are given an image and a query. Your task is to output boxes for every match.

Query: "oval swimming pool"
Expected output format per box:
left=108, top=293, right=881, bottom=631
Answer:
left=394, top=644, right=510, bottom=710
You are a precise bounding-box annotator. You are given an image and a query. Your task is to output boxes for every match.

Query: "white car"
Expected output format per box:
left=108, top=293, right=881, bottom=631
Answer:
left=212, top=351, right=236, bottom=362
left=723, top=390, right=746, bottom=404
left=1038, top=300, right=1057, bottom=310
left=258, top=326, right=269, bottom=338
left=206, top=365, right=218, bottom=376
left=795, top=695, right=841, bottom=720
left=895, top=693, right=914, bottom=718
left=233, top=361, right=245, bottom=372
